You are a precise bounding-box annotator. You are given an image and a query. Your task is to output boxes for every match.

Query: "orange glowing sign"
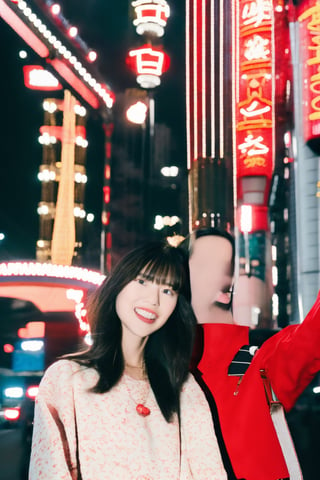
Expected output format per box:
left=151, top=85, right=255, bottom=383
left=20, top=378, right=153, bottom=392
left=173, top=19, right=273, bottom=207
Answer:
left=235, top=0, right=274, bottom=188
left=18, top=322, right=45, bottom=339
left=298, top=1, right=320, bottom=144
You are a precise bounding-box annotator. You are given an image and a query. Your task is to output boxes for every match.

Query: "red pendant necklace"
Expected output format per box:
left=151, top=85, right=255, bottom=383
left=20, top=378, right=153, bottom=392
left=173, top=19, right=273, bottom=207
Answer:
left=136, top=403, right=151, bottom=417
left=124, top=364, right=151, bottom=417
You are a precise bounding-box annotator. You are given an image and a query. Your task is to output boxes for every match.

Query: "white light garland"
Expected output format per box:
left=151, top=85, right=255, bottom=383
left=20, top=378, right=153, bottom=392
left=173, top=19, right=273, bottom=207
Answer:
left=14, top=0, right=114, bottom=109
left=0, top=262, right=106, bottom=286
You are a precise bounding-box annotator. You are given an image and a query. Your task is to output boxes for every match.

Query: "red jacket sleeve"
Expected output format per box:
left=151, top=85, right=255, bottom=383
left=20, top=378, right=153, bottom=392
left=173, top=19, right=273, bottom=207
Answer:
left=257, top=290, right=320, bottom=411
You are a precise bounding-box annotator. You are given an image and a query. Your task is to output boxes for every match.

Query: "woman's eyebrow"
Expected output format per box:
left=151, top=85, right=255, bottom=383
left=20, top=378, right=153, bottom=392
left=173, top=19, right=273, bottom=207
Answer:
left=140, top=272, right=176, bottom=288
left=138, top=272, right=152, bottom=279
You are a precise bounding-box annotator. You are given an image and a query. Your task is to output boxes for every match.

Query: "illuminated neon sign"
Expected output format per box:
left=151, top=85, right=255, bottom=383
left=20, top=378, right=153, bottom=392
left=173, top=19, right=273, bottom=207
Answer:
left=132, top=0, right=170, bottom=37
left=127, top=45, right=170, bottom=88
left=298, top=1, right=320, bottom=144
left=0, top=261, right=105, bottom=286
left=234, top=0, right=274, bottom=196
left=0, top=0, right=114, bottom=110
left=23, top=65, right=62, bottom=90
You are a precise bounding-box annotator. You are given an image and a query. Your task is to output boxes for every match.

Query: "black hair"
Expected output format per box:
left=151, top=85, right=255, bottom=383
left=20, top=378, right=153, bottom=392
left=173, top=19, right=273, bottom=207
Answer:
left=68, top=240, right=196, bottom=422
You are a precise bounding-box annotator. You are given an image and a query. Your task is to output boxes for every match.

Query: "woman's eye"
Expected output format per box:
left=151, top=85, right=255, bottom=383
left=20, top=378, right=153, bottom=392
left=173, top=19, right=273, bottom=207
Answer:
left=163, top=287, right=175, bottom=296
left=136, top=278, right=145, bottom=285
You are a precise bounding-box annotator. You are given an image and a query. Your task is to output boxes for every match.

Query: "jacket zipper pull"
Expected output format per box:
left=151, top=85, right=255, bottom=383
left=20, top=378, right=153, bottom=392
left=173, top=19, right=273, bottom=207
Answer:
left=234, top=376, right=243, bottom=396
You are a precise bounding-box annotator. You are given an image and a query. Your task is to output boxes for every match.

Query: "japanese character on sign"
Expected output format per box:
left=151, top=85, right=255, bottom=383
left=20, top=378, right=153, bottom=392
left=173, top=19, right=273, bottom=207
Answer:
left=245, top=35, right=270, bottom=61
left=242, top=0, right=272, bottom=28
left=238, top=134, right=269, bottom=156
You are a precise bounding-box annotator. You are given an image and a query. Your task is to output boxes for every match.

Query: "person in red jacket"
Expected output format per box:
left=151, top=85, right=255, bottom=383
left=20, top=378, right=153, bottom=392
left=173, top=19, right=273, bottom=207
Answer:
left=186, top=228, right=320, bottom=480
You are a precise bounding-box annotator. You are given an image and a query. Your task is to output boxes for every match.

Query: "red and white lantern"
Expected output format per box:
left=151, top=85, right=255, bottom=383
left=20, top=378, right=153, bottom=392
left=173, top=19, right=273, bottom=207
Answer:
left=131, top=0, right=170, bottom=37
left=127, top=44, right=170, bottom=88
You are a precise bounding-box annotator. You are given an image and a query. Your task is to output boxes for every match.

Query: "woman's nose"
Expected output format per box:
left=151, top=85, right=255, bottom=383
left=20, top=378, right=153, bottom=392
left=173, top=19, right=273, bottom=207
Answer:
left=149, top=284, right=160, bottom=305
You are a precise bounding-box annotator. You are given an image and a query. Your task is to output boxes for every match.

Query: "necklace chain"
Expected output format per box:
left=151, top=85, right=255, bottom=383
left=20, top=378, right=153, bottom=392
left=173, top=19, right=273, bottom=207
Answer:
left=125, top=363, right=144, bottom=369
left=124, top=374, right=151, bottom=417
left=125, top=362, right=147, bottom=380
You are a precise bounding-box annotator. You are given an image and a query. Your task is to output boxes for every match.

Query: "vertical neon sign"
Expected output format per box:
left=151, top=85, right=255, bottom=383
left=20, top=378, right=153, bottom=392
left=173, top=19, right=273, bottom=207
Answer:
left=298, top=1, right=320, bottom=146
left=235, top=0, right=275, bottom=205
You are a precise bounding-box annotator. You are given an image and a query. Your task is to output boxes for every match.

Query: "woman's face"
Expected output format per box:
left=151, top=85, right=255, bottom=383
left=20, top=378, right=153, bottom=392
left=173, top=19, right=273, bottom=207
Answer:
left=189, top=235, right=234, bottom=324
left=115, top=270, right=179, bottom=341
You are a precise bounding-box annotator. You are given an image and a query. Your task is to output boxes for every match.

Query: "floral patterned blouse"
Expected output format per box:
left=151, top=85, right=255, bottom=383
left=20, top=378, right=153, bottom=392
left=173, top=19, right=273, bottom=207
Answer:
left=29, top=360, right=227, bottom=480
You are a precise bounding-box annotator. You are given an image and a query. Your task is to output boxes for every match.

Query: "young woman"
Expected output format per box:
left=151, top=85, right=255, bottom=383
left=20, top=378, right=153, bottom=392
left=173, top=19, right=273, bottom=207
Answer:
left=186, top=227, right=320, bottom=480
left=29, top=241, right=227, bottom=480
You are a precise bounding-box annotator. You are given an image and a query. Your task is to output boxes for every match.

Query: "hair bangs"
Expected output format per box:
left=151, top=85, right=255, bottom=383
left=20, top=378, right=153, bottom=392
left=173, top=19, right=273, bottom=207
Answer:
left=141, top=256, right=185, bottom=292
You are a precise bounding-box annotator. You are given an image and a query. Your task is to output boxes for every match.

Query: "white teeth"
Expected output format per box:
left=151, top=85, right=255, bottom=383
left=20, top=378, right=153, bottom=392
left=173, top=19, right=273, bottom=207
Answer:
left=135, top=308, right=156, bottom=320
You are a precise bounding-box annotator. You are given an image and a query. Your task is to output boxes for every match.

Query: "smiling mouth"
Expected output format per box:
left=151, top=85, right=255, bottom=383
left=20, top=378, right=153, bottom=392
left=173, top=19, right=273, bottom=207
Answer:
left=134, top=307, right=158, bottom=324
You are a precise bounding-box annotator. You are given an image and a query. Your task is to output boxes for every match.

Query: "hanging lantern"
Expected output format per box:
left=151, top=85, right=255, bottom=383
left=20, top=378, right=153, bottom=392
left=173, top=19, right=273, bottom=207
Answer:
left=126, top=44, right=170, bottom=88
left=131, top=0, right=170, bottom=37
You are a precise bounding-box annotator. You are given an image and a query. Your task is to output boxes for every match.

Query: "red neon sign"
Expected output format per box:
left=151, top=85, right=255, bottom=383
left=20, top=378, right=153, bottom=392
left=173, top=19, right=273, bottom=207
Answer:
left=0, top=0, right=49, bottom=58
left=47, top=58, right=100, bottom=109
left=132, top=0, right=169, bottom=23
left=235, top=0, right=274, bottom=196
left=132, top=0, right=170, bottom=36
left=103, top=186, right=111, bottom=204
left=23, top=65, right=62, bottom=91
left=127, top=44, right=170, bottom=88
left=298, top=1, right=320, bottom=146
left=237, top=204, right=269, bottom=233
left=127, top=45, right=170, bottom=74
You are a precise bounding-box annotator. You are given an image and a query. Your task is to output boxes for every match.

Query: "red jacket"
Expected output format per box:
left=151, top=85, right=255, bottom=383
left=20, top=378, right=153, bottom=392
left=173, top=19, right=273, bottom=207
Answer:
left=194, top=292, right=320, bottom=480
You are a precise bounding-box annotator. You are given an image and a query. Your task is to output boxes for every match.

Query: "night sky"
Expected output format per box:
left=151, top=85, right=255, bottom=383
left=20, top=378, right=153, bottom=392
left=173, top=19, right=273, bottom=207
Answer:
left=0, top=0, right=186, bottom=262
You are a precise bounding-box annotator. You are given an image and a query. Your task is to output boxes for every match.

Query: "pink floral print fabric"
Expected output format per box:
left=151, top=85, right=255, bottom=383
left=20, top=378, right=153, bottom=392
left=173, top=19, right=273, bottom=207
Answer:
left=29, top=360, right=227, bottom=479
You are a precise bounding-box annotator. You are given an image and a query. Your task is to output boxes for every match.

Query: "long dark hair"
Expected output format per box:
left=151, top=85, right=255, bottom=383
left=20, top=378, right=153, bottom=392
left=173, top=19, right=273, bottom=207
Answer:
left=69, top=241, right=196, bottom=422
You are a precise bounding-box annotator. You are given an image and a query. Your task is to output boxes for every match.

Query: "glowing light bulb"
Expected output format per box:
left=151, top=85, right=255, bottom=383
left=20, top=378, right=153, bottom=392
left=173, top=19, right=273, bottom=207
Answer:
left=68, top=26, right=78, bottom=38
left=87, top=50, right=97, bottom=62
left=50, top=3, right=61, bottom=15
